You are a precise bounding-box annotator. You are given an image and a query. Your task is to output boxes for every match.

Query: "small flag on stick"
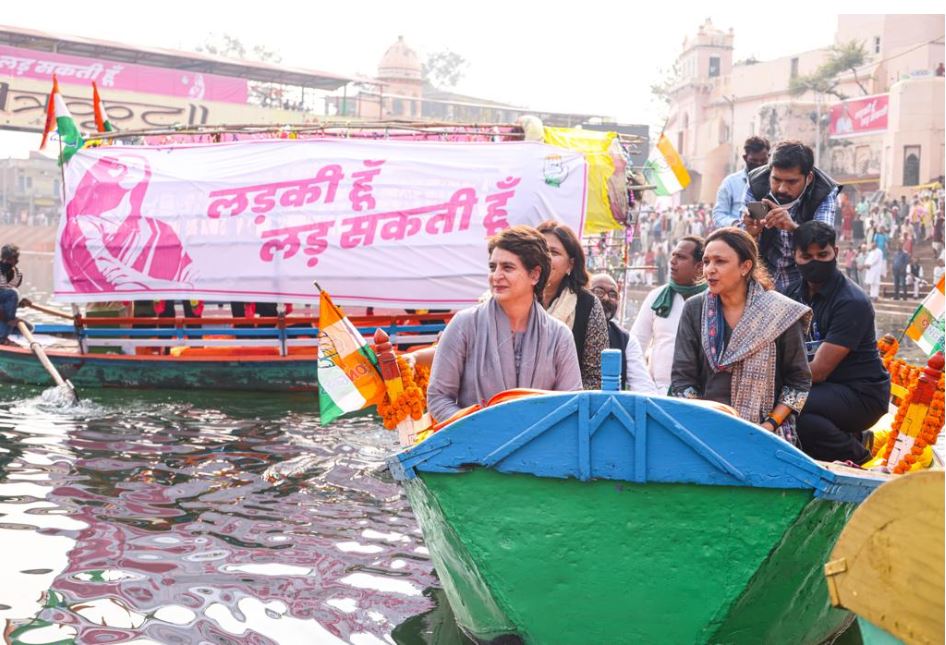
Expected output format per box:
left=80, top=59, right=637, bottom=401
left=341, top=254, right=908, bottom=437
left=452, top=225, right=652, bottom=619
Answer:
left=92, top=81, right=115, bottom=133
left=904, top=276, right=945, bottom=357
left=317, top=290, right=386, bottom=424
left=644, top=133, right=691, bottom=196
left=39, top=75, right=84, bottom=164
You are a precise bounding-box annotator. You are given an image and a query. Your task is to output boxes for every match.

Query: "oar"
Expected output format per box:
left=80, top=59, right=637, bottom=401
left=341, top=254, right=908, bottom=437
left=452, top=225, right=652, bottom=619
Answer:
left=25, top=302, right=74, bottom=321
left=15, top=320, right=79, bottom=403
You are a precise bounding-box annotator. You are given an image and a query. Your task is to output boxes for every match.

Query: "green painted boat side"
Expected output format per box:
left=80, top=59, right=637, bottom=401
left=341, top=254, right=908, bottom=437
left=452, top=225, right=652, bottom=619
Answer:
left=407, top=469, right=854, bottom=645
left=0, top=346, right=316, bottom=391
left=856, top=617, right=906, bottom=645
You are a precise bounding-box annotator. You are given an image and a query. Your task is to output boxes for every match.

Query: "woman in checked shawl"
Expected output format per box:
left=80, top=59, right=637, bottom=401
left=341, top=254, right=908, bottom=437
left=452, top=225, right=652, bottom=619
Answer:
left=670, top=227, right=812, bottom=445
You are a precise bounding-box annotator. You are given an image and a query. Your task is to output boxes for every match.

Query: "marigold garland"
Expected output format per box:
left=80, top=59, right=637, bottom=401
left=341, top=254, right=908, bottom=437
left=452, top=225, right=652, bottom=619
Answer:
left=376, top=356, right=428, bottom=430
left=878, top=338, right=945, bottom=473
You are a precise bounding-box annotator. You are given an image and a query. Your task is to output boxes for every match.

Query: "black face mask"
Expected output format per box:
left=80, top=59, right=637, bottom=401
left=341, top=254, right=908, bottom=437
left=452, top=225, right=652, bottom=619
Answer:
left=798, top=258, right=837, bottom=284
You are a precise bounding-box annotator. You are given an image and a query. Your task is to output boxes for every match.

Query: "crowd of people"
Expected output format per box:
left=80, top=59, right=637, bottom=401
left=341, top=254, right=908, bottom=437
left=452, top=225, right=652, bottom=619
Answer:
left=587, top=137, right=945, bottom=304
left=425, top=137, right=903, bottom=467
left=1, top=208, right=58, bottom=227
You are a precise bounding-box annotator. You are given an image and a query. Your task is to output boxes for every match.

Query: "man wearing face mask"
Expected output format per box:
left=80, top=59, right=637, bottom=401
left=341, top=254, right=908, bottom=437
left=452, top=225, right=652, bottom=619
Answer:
left=712, top=136, right=770, bottom=228
left=590, top=273, right=659, bottom=394
left=742, top=140, right=840, bottom=295
left=788, top=222, right=890, bottom=464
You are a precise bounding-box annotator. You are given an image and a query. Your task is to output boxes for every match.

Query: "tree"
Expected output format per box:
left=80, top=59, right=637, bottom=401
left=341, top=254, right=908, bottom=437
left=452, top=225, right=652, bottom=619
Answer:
left=423, top=50, right=468, bottom=89
left=195, top=34, right=287, bottom=109
left=650, top=63, right=681, bottom=106
left=789, top=40, right=869, bottom=101
left=196, top=33, right=282, bottom=64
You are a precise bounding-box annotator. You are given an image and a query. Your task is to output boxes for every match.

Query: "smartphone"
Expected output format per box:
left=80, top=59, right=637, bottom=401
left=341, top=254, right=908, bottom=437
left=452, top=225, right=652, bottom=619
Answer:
left=746, top=201, right=771, bottom=220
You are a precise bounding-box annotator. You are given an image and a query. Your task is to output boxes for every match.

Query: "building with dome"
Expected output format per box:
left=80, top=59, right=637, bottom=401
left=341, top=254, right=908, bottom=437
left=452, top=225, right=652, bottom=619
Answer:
left=338, top=36, right=626, bottom=132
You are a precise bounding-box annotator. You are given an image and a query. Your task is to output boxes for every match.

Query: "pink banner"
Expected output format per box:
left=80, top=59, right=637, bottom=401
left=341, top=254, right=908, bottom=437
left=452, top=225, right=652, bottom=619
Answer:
left=828, top=94, right=888, bottom=138
left=0, top=44, right=248, bottom=104
left=54, top=140, right=589, bottom=308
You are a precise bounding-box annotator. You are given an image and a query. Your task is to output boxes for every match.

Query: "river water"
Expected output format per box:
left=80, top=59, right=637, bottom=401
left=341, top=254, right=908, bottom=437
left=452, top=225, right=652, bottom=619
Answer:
left=0, top=254, right=928, bottom=643
left=0, top=387, right=474, bottom=644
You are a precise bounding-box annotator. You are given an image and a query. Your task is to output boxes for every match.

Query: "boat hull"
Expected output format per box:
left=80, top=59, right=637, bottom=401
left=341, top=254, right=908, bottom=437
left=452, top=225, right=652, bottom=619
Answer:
left=0, top=345, right=316, bottom=391
left=389, top=391, right=886, bottom=644
left=406, top=469, right=854, bottom=645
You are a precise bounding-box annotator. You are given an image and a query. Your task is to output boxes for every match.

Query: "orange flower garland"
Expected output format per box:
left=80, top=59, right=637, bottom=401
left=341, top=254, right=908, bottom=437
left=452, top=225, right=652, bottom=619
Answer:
left=878, top=338, right=945, bottom=473
left=894, top=374, right=946, bottom=474
left=376, top=356, right=427, bottom=430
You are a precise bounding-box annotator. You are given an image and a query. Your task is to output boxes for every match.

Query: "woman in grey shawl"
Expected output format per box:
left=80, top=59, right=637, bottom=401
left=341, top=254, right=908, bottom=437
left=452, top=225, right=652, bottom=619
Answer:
left=427, top=226, right=583, bottom=423
left=670, top=228, right=812, bottom=445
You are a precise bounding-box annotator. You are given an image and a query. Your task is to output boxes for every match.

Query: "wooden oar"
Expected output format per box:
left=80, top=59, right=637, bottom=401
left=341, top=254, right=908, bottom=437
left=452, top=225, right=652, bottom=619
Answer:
left=15, top=320, right=79, bottom=403
left=25, top=302, right=74, bottom=321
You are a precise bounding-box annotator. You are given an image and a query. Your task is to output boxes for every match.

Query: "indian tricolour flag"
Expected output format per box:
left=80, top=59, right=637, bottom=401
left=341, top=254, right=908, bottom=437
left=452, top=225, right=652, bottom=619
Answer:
left=39, top=75, right=84, bottom=164
left=644, top=133, right=691, bottom=196
left=317, top=290, right=386, bottom=424
left=905, top=275, right=945, bottom=357
left=92, top=81, right=116, bottom=133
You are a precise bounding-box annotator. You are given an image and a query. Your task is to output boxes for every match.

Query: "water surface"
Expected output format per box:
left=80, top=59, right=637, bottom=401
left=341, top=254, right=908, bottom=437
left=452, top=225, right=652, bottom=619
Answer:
left=0, top=387, right=452, bottom=644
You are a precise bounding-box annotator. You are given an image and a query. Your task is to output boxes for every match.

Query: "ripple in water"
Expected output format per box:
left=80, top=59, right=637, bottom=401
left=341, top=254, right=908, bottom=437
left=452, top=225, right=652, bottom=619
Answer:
left=0, top=387, right=462, bottom=643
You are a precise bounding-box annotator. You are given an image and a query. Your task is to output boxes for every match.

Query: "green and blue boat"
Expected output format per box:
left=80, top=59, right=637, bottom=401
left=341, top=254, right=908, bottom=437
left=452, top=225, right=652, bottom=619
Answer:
left=388, top=352, right=889, bottom=644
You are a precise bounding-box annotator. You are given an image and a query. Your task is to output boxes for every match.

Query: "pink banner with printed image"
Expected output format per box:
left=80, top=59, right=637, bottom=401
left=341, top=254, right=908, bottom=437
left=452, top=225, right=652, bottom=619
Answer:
left=0, top=44, right=248, bottom=103
left=54, top=139, right=588, bottom=308
left=828, top=94, right=888, bottom=138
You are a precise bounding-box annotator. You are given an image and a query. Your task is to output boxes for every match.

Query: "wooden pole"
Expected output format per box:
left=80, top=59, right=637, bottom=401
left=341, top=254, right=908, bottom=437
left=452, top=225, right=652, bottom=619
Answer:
left=26, top=302, right=73, bottom=321
left=16, top=321, right=78, bottom=403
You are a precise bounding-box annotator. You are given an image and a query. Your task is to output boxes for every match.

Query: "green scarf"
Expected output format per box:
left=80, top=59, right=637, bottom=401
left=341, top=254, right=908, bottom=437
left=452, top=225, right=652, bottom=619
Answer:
left=651, top=280, right=707, bottom=318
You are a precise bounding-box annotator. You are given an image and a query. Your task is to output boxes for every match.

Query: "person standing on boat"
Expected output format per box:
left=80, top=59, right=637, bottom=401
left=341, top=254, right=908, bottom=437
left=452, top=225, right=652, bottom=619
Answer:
left=632, top=237, right=706, bottom=393
left=537, top=221, right=610, bottom=390
left=589, top=272, right=659, bottom=394
left=0, top=244, right=31, bottom=344
left=712, top=136, right=770, bottom=228
left=427, top=226, right=582, bottom=423
left=788, top=222, right=890, bottom=465
left=741, top=141, right=839, bottom=295
left=669, top=228, right=812, bottom=444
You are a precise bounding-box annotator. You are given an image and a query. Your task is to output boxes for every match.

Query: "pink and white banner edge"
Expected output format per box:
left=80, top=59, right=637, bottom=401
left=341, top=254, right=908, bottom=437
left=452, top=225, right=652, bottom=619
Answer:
left=53, top=139, right=588, bottom=308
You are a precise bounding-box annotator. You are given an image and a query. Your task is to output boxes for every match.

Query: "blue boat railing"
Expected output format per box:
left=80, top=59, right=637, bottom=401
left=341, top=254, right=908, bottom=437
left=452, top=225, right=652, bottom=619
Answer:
left=31, top=321, right=446, bottom=355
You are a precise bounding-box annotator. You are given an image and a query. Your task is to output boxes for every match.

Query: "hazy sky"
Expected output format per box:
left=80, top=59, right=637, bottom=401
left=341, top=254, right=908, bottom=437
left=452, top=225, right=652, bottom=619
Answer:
left=1, top=1, right=943, bottom=157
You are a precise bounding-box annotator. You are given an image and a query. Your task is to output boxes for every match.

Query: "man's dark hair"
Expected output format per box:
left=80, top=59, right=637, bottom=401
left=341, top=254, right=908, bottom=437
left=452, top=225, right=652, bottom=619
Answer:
left=771, top=140, right=815, bottom=175
left=679, top=236, right=706, bottom=262
left=0, top=244, right=19, bottom=261
left=793, top=221, right=836, bottom=251
left=743, top=136, right=770, bottom=155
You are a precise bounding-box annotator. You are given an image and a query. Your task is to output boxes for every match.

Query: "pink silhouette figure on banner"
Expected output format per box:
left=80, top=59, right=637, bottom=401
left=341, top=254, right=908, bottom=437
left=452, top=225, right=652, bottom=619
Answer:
left=62, top=155, right=195, bottom=293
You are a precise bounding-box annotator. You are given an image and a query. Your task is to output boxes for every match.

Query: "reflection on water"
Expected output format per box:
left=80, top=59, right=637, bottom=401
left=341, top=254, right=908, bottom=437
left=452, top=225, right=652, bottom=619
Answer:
left=0, top=387, right=448, bottom=644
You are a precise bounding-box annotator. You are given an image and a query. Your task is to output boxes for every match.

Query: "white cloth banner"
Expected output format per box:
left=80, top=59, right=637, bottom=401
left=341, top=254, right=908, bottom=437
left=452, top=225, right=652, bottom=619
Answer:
left=54, top=140, right=587, bottom=308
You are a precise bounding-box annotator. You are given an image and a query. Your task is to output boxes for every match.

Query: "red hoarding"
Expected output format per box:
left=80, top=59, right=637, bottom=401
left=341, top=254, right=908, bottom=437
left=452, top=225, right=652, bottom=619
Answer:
left=828, top=94, right=888, bottom=138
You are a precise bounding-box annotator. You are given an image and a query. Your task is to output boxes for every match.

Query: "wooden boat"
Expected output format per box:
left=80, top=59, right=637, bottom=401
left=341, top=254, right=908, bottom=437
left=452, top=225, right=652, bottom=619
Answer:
left=387, top=354, right=888, bottom=644
left=0, top=314, right=446, bottom=391
left=824, top=469, right=944, bottom=645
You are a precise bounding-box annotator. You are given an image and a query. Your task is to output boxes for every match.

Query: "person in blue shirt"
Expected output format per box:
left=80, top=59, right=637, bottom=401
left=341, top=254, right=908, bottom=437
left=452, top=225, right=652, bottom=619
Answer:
left=712, top=136, right=770, bottom=228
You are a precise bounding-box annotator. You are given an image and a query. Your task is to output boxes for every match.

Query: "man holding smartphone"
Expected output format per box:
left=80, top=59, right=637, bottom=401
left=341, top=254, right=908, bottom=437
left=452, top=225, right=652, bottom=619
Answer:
left=740, top=140, right=840, bottom=295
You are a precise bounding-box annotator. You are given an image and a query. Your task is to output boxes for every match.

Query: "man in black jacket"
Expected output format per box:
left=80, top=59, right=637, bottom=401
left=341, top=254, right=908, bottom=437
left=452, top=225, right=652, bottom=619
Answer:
left=741, top=141, right=840, bottom=295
